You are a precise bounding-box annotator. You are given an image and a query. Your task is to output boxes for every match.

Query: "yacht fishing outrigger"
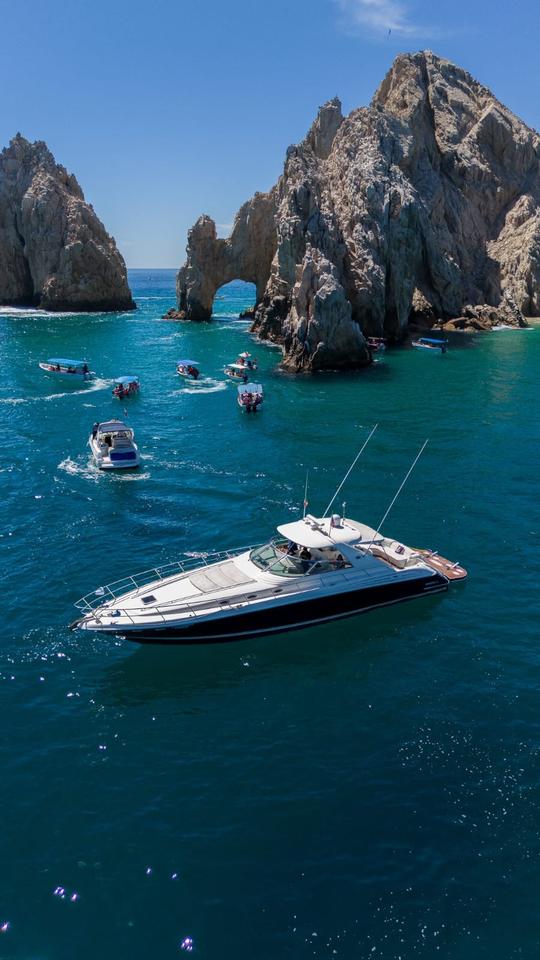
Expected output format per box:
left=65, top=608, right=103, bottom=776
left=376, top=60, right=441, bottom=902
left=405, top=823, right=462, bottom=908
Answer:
left=71, top=430, right=467, bottom=644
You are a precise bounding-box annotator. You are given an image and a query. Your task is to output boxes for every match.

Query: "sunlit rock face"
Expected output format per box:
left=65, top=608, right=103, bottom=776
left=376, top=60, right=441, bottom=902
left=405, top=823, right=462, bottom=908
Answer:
left=178, top=53, right=540, bottom=369
left=0, top=134, right=134, bottom=311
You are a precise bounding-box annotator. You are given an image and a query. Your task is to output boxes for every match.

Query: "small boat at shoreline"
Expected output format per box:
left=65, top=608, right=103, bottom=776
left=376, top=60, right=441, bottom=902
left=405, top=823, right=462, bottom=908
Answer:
left=237, top=382, right=263, bottom=413
left=112, top=376, right=139, bottom=399
left=176, top=360, right=200, bottom=379
left=39, top=358, right=94, bottom=380
left=88, top=420, right=140, bottom=470
left=71, top=511, right=466, bottom=645
left=367, top=337, right=386, bottom=353
left=412, top=337, right=448, bottom=353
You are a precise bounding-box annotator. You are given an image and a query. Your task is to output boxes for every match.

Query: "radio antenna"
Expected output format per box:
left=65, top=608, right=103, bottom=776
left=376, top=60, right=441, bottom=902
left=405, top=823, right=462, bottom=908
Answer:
left=323, top=424, right=378, bottom=517
left=370, top=439, right=429, bottom=541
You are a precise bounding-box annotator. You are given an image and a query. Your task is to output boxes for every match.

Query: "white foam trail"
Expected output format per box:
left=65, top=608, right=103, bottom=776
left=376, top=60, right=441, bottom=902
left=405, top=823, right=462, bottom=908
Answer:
left=174, top=377, right=228, bottom=395
left=57, top=457, right=101, bottom=482
left=58, top=456, right=149, bottom=481
left=0, top=378, right=111, bottom=405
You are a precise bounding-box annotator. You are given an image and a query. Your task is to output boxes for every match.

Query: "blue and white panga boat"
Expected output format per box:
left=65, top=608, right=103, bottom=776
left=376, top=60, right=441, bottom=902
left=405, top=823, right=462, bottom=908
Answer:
left=88, top=420, right=140, bottom=470
left=39, top=358, right=94, bottom=379
left=176, top=360, right=200, bottom=379
left=112, top=376, right=139, bottom=399
left=412, top=337, right=448, bottom=353
left=237, top=382, right=263, bottom=412
left=71, top=512, right=466, bottom=645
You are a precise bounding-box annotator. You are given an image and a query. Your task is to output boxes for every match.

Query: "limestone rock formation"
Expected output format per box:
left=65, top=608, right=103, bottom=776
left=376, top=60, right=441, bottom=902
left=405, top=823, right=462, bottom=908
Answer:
left=0, top=134, right=134, bottom=311
left=178, top=52, right=540, bottom=369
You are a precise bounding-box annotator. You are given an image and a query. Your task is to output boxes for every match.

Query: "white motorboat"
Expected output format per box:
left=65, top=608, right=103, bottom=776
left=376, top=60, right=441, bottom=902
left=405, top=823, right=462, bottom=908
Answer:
left=237, top=382, right=263, bottom=412
left=71, top=511, right=466, bottom=645
left=176, top=359, right=200, bottom=379
left=88, top=420, right=140, bottom=470
left=39, top=357, right=94, bottom=380
left=412, top=337, right=448, bottom=353
left=224, top=363, right=250, bottom=381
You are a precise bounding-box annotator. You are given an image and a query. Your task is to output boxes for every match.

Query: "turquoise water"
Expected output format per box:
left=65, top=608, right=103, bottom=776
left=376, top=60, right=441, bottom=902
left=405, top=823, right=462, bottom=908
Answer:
left=1, top=269, right=539, bottom=958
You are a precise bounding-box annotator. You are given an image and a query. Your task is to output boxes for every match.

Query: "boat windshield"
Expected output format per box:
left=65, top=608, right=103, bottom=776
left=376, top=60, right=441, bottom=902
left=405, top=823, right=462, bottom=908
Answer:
left=249, top=541, right=350, bottom=577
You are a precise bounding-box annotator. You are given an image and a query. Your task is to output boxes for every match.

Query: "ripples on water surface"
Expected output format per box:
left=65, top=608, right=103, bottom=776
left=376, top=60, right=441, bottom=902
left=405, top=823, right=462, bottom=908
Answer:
left=0, top=271, right=539, bottom=958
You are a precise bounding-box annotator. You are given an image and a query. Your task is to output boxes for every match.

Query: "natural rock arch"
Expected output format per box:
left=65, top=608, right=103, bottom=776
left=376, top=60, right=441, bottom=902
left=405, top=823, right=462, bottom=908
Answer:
left=176, top=192, right=277, bottom=320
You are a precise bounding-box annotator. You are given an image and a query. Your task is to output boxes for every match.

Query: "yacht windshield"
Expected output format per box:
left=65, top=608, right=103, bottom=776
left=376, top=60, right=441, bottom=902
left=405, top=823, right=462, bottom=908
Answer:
left=249, top=541, right=350, bottom=577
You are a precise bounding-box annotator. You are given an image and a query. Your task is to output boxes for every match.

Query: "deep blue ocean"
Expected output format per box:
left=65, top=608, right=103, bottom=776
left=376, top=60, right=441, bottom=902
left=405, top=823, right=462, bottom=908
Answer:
left=0, top=269, right=539, bottom=958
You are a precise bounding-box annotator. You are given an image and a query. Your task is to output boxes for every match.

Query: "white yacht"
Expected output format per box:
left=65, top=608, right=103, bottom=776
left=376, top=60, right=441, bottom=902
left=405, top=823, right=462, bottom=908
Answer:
left=88, top=420, right=140, bottom=470
left=71, top=513, right=466, bottom=644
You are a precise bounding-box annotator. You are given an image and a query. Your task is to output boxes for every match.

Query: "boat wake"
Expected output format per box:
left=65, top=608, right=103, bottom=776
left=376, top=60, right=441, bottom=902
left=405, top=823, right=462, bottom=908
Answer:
left=57, top=456, right=150, bottom=481
left=0, top=378, right=111, bottom=405
left=57, top=457, right=101, bottom=482
left=173, top=378, right=228, bottom=395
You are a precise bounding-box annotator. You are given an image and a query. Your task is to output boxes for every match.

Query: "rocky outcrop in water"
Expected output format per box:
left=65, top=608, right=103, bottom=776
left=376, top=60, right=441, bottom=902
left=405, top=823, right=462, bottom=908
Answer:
left=0, top=134, right=134, bottom=311
left=178, top=52, right=540, bottom=369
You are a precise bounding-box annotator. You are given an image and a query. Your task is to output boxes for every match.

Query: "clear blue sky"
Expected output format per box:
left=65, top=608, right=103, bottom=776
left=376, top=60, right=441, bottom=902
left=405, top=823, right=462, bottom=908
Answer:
left=2, top=0, right=539, bottom=267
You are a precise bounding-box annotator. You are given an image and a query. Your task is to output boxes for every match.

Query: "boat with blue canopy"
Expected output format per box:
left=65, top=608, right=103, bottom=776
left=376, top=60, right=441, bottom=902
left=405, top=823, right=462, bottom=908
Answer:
left=412, top=337, right=448, bottom=353
left=237, top=382, right=263, bottom=413
left=112, top=376, right=140, bottom=399
left=39, top=358, right=95, bottom=380
left=176, top=360, right=200, bottom=379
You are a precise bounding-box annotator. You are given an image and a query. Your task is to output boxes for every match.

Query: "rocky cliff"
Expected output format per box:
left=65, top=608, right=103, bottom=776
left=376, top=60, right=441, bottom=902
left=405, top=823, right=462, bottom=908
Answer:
left=178, top=52, right=539, bottom=369
left=0, top=135, right=134, bottom=312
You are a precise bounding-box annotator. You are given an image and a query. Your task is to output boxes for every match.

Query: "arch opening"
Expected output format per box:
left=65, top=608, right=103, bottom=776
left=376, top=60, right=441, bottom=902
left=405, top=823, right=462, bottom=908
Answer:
left=212, top=280, right=256, bottom=319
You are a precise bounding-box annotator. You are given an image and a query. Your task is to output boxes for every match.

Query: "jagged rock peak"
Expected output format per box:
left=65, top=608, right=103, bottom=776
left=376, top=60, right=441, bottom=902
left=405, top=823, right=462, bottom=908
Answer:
left=0, top=134, right=134, bottom=312
left=178, top=52, right=539, bottom=370
left=303, top=97, right=343, bottom=160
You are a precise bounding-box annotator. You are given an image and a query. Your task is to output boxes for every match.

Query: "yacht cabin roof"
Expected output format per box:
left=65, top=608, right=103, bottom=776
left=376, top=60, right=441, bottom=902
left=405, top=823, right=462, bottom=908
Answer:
left=97, top=420, right=130, bottom=433
left=276, top=515, right=381, bottom=549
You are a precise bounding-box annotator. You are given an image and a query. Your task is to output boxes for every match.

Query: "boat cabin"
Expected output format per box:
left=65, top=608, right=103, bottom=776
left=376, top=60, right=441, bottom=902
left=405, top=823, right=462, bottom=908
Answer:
left=249, top=514, right=427, bottom=576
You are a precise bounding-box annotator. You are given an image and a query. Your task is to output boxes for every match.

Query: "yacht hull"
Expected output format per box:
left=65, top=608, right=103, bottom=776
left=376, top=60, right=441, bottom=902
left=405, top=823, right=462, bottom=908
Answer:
left=93, top=572, right=448, bottom=645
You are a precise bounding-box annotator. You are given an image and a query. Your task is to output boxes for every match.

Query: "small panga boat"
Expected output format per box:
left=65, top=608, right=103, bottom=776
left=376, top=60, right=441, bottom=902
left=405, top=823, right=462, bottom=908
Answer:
left=88, top=420, right=140, bottom=470
left=39, top=358, right=94, bottom=380
left=224, top=363, right=250, bottom=381
left=237, top=382, right=263, bottom=413
left=238, top=351, right=258, bottom=370
left=412, top=337, right=448, bottom=353
left=112, top=376, right=140, bottom=399
left=176, top=360, right=200, bottom=379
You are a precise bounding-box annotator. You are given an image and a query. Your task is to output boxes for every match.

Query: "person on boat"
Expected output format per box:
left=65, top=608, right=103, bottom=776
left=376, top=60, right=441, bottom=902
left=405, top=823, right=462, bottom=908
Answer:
left=335, top=554, right=346, bottom=569
left=92, top=422, right=99, bottom=439
left=300, top=546, right=312, bottom=572
left=82, top=363, right=89, bottom=374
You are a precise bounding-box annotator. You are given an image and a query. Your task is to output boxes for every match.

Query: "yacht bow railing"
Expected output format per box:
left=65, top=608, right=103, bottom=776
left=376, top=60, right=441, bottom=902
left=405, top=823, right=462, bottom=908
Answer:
left=74, top=545, right=255, bottom=614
